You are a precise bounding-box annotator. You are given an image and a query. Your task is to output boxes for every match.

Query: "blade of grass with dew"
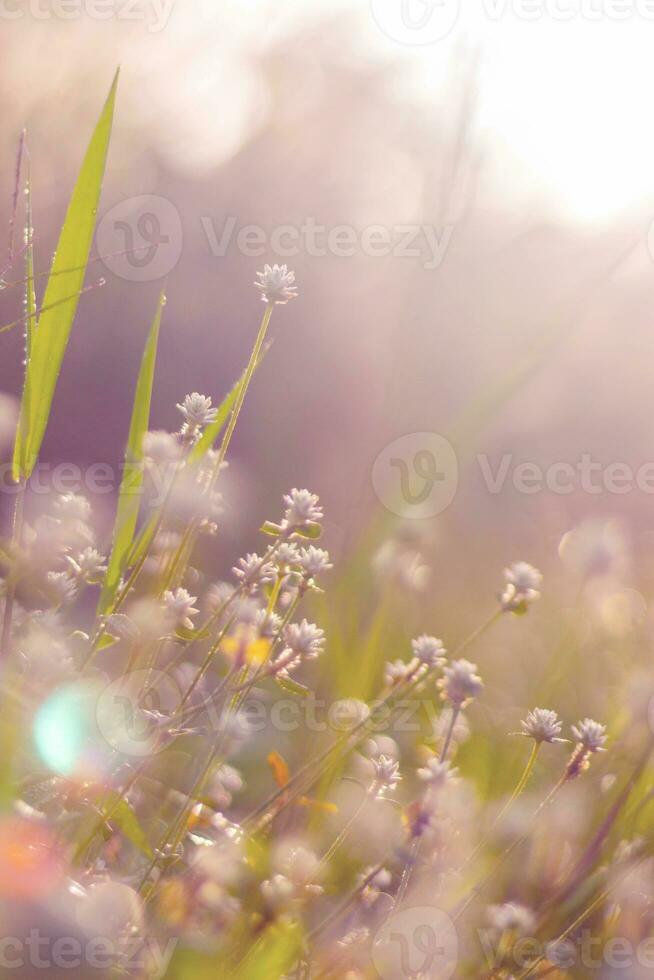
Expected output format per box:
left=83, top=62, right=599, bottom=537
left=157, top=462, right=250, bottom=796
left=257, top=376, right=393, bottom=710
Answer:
left=13, top=71, right=118, bottom=481
left=14, top=158, right=37, bottom=458
left=98, top=290, right=165, bottom=616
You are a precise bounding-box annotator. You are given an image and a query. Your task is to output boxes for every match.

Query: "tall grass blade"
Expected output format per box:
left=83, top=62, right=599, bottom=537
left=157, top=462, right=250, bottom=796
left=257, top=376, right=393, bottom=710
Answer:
left=13, top=71, right=119, bottom=481
left=98, top=290, right=165, bottom=615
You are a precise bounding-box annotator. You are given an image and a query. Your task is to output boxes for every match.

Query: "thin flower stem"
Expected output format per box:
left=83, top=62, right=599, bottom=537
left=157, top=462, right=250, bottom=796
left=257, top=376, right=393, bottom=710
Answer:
left=459, top=741, right=541, bottom=874
left=1, top=479, right=26, bottom=659
left=314, top=789, right=371, bottom=879
left=454, top=771, right=568, bottom=922
left=439, top=705, right=461, bottom=762
left=162, top=302, right=275, bottom=592
left=244, top=606, right=503, bottom=830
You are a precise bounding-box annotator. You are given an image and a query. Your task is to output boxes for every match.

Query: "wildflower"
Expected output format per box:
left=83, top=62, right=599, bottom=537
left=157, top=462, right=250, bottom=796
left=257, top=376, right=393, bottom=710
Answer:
left=284, top=619, right=325, bottom=659
left=338, top=927, right=370, bottom=946
left=431, top=707, right=470, bottom=749
left=515, top=707, right=567, bottom=744
left=411, top=634, right=447, bottom=668
left=65, top=546, right=107, bottom=583
left=565, top=719, right=608, bottom=780
left=500, top=561, right=542, bottom=612
left=384, top=657, right=420, bottom=687
left=163, top=587, right=199, bottom=630
left=282, top=489, right=323, bottom=532
left=297, top=546, right=332, bottom=580
left=438, top=659, right=484, bottom=707
left=45, top=571, right=77, bottom=606
left=559, top=518, right=628, bottom=579
left=255, top=264, right=298, bottom=305
left=416, top=758, right=458, bottom=787
left=254, top=607, right=283, bottom=639
left=52, top=492, right=91, bottom=525
left=176, top=392, right=218, bottom=427
left=571, top=718, right=607, bottom=753
left=275, top=542, right=300, bottom=566
left=371, top=755, right=402, bottom=797
left=232, top=553, right=277, bottom=591
left=486, top=902, right=536, bottom=936
left=261, top=873, right=295, bottom=912
left=142, top=430, right=182, bottom=465
left=221, top=625, right=271, bottom=666
left=359, top=867, right=392, bottom=907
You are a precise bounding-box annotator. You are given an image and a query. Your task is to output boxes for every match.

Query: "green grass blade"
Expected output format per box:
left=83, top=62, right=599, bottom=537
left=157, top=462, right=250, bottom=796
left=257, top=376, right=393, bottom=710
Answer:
left=188, top=371, right=244, bottom=465
left=13, top=71, right=119, bottom=480
left=98, top=290, right=165, bottom=615
left=13, top=158, right=37, bottom=461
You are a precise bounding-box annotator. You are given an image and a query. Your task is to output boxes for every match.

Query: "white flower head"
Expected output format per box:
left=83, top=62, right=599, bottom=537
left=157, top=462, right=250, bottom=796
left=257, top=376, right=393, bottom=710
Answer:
left=571, top=718, right=607, bottom=753
left=255, top=264, right=298, bottom=305
left=516, top=707, right=567, bottom=744
left=232, top=553, right=277, bottom=592
left=416, top=758, right=458, bottom=788
left=411, top=634, right=447, bottom=668
left=282, top=488, right=323, bottom=529
left=438, top=659, right=484, bottom=707
left=176, top=392, right=218, bottom=427
left=45, top=571, right=77, bottom=607
left=52, top=492, right=91, bottom=525
left=487, top=902, right=536, bottom=936
left=500, top=561, right=542, bottom=612
left=284, top=619, right=325, bottom=659
left=142, top=430, right=182, bottom=465
left=371, top=754, right=402, bottom=796
left=163, top=587, right=199, bottom=630
left=65, top=546, right=108, bottom=583
left=297, top=546, right=332, bottom=580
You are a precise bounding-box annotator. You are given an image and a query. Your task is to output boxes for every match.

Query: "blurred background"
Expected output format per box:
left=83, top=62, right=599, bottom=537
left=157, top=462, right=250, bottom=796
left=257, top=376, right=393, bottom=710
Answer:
left=1, top=0, right=654, bottom=644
